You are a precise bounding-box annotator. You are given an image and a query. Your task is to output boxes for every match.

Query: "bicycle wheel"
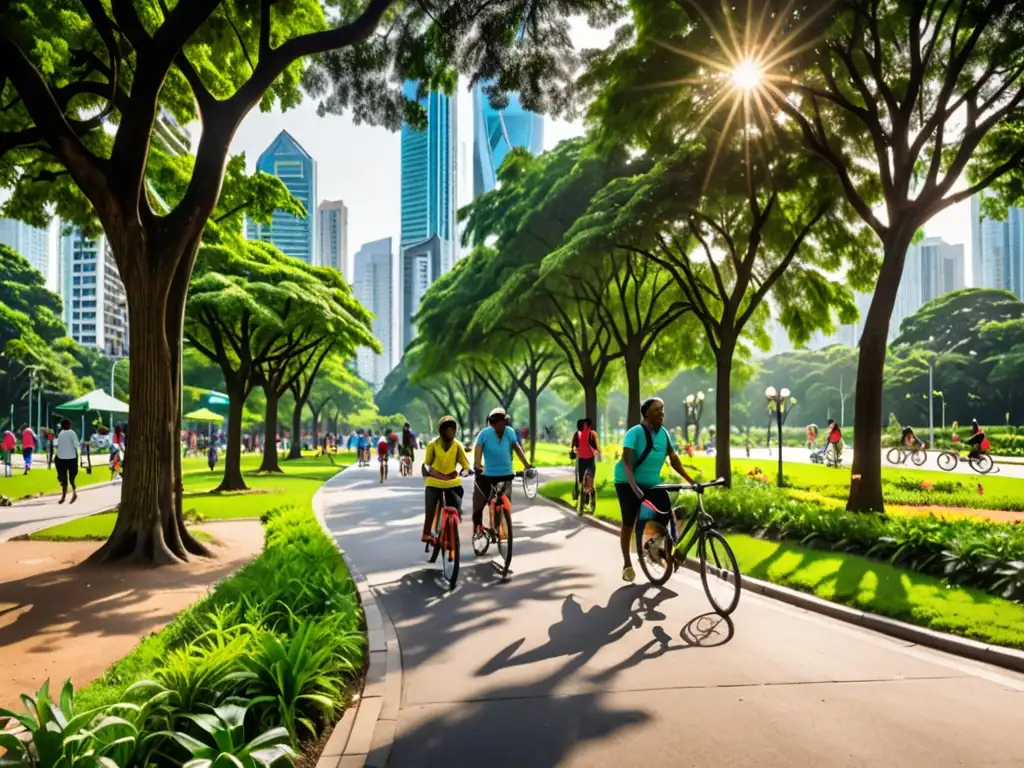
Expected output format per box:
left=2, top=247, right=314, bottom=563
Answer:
left=937, top=451, right=957, bottom=472
left=441, top=516, right=460, bottom=590
left=699, top=530, right=741, bottom=616
left=911, top=449, right=927, bottom=467
left=522, top=469, right=538, bottom=499
left=970, top=453, right=994, bottom=474
left=496, top=507, right=513, bottom=577
left=635, top=519, right=673, bottom=586
left=886, top=447, right=902, bottom=465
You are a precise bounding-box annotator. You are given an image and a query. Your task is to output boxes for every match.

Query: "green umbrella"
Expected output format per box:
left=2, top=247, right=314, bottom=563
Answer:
left=56, top=389, right=130, bottom=414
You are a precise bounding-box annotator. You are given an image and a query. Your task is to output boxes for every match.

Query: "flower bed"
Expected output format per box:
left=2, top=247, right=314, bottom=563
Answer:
left=0, top=504, right=364, bottom=767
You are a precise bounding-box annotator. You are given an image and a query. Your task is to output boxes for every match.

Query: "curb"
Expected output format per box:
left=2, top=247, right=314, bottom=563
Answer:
left=542, top=493, right=1024, bottom=675
left=313, top=469, right=402, bottom=768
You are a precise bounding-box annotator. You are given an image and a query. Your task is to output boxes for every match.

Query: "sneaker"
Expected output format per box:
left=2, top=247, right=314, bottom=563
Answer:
left=58, top=493, right=66, bottom=505
left=622, top=565, right=635, bottom=582
left=70, top=492, right=77, bottom=504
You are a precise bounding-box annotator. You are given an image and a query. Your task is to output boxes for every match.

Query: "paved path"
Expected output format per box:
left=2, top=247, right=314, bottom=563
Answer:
left=0, top=482, right=120, bottom=542
left=322, top=463, right=1023, bottom=768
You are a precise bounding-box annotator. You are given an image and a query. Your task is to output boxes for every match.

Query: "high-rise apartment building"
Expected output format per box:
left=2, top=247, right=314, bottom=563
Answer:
left=0, top=219, right=49, bottom=281
left=971, top=194, right=1024, bottom=297
left=317, top=200, right=349, bottom=279
left=353, top=238, right=395, bottom=389
left=472, top=83, right=544, bottom=198
left=400, top=80, right=456, bottom=352
left=247, top=131, right=317, bottom=264
left=57, top=229, right=128, bottom=355
left=891, top=236, right=965, bottom=338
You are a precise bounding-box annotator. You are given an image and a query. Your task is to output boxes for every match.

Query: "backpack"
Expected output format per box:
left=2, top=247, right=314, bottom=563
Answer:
left=632, top=425, right=659, bottom=471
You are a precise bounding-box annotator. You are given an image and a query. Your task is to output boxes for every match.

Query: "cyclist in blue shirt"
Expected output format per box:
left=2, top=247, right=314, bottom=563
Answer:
left=472, top=407, right=532, bottom=536
left=614, top=397, right=695, bottom=582
left=357, top=430, right=370, bottom=466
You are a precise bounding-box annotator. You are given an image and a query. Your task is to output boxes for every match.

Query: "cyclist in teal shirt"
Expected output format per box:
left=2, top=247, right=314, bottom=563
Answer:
left=472, top=407, right=532, bottom=536
left=614, top=397, right=694, bottom=582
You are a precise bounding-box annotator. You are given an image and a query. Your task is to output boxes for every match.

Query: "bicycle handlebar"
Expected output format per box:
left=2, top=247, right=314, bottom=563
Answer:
left=651, top=477, right=727, bottom=493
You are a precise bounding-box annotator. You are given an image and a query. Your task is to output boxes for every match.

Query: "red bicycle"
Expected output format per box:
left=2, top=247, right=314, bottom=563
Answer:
left=425, top=476, right=469, bottom=590
left=471, top=469, right=536, bottom=580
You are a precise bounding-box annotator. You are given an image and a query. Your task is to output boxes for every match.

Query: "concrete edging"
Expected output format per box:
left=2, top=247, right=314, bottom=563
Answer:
left=543, top=493, right=1024, bottom=675
left=313, top=469, right=402, bottom=768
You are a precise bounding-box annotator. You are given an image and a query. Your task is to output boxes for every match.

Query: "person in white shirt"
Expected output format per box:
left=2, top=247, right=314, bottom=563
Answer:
left=55, top=419, right=81, bottom=504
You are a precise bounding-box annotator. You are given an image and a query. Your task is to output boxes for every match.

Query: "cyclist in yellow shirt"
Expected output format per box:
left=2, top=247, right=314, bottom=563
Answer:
left=421, top=415, right=471, bottom=543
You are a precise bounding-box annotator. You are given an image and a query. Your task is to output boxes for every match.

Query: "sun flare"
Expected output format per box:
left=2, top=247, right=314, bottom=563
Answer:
left=730, top=59, right=763, bottom=91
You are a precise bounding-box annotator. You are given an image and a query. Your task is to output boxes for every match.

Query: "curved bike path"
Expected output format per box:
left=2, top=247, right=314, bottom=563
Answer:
left=321, top=463, right=1024, bottom=768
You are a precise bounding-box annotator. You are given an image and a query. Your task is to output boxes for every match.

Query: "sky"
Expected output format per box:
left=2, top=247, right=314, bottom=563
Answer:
left=38, top=18, right=973, bottom=287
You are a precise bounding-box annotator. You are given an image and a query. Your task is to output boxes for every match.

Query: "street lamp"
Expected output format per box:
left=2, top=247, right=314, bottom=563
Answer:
left=765, top=386, right=796, bottom=487
left=927, top=336, right=974, bottom=448
left=684, top=391, right=706, bottom=446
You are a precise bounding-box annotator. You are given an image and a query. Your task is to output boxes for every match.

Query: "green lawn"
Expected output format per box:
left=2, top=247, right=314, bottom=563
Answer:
left=540, top=476, right=1024, bottom=649
left=529, top=440, right=572, bottom=468
left=29, top=453, right=353, bottom=541
left=0, top=456, right=110, bottom=499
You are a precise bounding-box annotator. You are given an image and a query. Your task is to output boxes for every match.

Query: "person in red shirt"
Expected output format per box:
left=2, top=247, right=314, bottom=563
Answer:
left=569, top=418, right=601, bottom=500
left=20, top=424, right=36, bottom=474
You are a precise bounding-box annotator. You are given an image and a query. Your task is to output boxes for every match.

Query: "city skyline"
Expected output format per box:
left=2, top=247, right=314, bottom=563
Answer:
left=353, top=237, right=396, bottom=389
left=0, top=219, right=49, bottom=281
left=972, top=194, right=1023, bottom=298
left=57, top=229, right=128, bottom=356
left=318, top=199, right=349, bottom=279
left=247, top=130, right=318, bottom=265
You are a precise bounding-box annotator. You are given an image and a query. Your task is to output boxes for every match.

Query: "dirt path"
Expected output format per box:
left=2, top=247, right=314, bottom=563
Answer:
left=888, top=504, right=1024, bottom=524
left=0, top=520, right=264, bottom=709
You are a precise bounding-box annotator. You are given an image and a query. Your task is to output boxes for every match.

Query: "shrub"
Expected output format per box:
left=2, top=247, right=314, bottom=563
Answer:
left=700, top=480, right=1024, bottom=601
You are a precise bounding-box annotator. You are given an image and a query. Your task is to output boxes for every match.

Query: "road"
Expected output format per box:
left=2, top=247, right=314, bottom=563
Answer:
left=321, top=463, right=1023, bottom=768
left=724, top=445, right=1024, bottom=478
left=0, top=482, right=120, bottom=542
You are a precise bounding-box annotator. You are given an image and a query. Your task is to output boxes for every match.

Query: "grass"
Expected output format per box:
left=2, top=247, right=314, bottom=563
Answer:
left=28, top=452, right=353, bottom=541
left=0, top=456, right=110, bottom=499
left=529, top=440, right=573, bottom=468
left=539, top=476, right=1024, bottom=649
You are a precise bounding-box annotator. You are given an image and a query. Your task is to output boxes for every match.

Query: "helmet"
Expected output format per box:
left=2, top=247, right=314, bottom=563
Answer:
left=438, top=415, right=457, bottom=431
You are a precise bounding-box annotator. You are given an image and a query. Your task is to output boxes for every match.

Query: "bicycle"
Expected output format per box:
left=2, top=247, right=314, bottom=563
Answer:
left=886, top=444, right=928, bottom=467
left=472, top=469, right=536, bottom=580
left=378, top=452, right=388, bottom=482
left=634, top=477, right=741, bottom=616
left=424, top=479, right=469, bottom=591
left=400, top=454, right=413, bottom=476
left=574, top=458, right=596, bottom=516
left=936, top=448, right=994, bottom=474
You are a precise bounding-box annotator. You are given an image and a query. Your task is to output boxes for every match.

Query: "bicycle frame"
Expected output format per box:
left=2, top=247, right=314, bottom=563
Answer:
left=432, top=489, right=461, bottom=547
left=640, top=480, right=726, bottom=560
left=487, top=479, right=512, bottom=530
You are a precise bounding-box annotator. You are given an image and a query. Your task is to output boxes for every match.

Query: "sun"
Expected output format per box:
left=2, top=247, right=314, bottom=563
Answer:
left=730, top=59, right=763, bottom=91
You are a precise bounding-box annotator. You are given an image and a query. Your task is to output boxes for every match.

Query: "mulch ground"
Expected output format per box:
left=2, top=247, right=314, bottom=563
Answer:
left=0, top=520, right=264, bottom=709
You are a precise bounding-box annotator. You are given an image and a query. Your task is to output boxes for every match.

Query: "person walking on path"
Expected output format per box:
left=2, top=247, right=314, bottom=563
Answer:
left=1, top=427, right=14, bottom=478
left=55, top=419, right=81, bottom=504
left=20, top=424, right=36, bottom=474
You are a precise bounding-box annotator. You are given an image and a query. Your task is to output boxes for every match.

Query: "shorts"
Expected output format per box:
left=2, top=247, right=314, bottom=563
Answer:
left=378, top=447, right=388, bottom=458
left=576, top=456, right=596, bottom=484
left=615, top=483, right=671, bottom=528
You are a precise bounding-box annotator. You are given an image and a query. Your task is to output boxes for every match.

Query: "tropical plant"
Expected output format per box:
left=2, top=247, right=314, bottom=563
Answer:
left=166, top=703, right=294, bottom=768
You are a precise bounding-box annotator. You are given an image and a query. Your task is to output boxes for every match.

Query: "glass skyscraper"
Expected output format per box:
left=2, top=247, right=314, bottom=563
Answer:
left=400, top=80, right=456, bottom=352
left=318, top=199, right=349, bottom=279
left=472, top=83, right=544, bottom=198
left=971, top=194, right=1024, bottom=298
left=247, top=130, right=318, bottom=264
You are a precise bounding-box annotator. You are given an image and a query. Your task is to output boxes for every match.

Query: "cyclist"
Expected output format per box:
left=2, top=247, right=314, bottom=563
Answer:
left=901, top=425, right=924, bottom=450
left=569, top=418, right=601, bottom=500
left=400, top=422, right=416, bottom=466
left=816, top=419, right=842, bottom=462
left=967, top=419, right=989, bottom=459
left=388, top=428, right=399, bottom=457
left=615, top=397, right=694, bottom=583
left=420, top=416, right=471, bottom=543
left=472, top=407, right=532, bottom=538
left=377, top=433, right=389, bottom=482
left=357, top=430, right=370, bottom=466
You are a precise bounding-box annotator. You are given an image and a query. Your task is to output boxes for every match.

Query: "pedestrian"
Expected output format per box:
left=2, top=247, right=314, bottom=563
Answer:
left=19, top=423, right=36, bottom=474
left=1, top=427, right=14, bottom=478
left=207, top=441, right=218, bottom=472
left=55, top=418, right=80, bottom=504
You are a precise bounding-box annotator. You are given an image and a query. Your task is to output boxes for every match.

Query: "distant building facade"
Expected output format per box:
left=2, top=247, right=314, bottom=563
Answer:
left=354, top=237, right=395, bottom=389
left=0, top=219, right=49, bottom=281
left=318, top=199, right=349, bottom=279
left=247, top=130, right=318, bottom=264
left=472, top=83, right=544, bottom=198
left=971, top=194, right=1024, bottom=298
left=57, top=229, right=128, bottom=355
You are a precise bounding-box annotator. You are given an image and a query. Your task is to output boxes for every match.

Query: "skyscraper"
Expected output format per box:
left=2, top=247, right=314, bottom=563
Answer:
left=57, top=229, right=128, bottom=355
left=891, top=236, right=965, bottom=339
left=400, top=80, right=456, bottom=352
left=0, top=219, right=49, bottom=281
left=318, top=199, right=349, bottom=279
left=247, top=130, right=318, bottom=264
left=971, top=194, right=1024, bottom=297
left=472, top=83, right=544, bottom=198
left=354, top=238, right=395, bottom=388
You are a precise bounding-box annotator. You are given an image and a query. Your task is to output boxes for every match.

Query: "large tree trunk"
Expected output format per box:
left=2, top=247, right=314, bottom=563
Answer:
left=90, top=246, right=209, bottom=565
left=217, top=379, right=248, bottom=491
left=583, top=375, right=599, bottom=425
left=260, top=389, right=283, bottom=473
left=714, top=339, right=735, bottom=486
left=287, top=399, right=303, bottom=460
left=624, top=345, right=642, bottom=428
left=848, top=229, right=914, bottom=513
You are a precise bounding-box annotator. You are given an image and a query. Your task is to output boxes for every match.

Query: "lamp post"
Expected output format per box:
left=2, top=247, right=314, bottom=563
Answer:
left=684, top=391, right=705, bottom=446
left=927, top=336, right=974, bottom=448
left=765, top=386, right=795, bottom=487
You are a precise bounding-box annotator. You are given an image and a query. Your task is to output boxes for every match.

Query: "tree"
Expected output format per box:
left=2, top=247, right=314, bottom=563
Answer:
left=0, top=0, right=619, bottom=564
left=304, top=361, right=372, bottom=449
left=661, top=0, right=1024, bottom=511
left=894, top=289, right=1024, bottom=350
